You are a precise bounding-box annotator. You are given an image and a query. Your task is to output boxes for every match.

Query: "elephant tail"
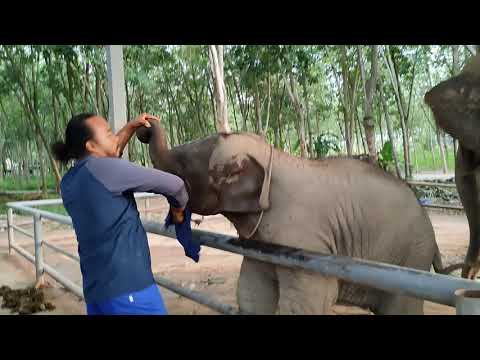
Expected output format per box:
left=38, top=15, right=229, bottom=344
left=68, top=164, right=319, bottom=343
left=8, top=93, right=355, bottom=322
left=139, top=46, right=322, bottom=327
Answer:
left=432, top=241, right=464, bottom=275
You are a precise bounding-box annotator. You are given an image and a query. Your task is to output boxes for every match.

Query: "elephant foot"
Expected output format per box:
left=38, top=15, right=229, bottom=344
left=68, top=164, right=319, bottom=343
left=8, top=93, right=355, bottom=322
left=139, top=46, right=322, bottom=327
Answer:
left=462, top=261, right=480, bottom=280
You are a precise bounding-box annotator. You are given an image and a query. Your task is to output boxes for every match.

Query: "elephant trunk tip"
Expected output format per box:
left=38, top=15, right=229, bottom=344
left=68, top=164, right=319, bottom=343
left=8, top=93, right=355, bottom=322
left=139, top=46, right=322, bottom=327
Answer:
left=136, top=126, right=153, bottom=144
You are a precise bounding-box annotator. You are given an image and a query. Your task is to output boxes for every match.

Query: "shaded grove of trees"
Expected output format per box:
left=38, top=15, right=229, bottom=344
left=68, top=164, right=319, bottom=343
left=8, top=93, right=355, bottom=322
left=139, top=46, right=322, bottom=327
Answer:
left=0, top=45, right=475, bottom=194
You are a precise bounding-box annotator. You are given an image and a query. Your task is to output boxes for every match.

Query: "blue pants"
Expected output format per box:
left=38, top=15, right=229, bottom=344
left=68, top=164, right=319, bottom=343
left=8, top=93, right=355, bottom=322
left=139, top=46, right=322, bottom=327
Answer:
left=86, top=284, right=167, bottom=315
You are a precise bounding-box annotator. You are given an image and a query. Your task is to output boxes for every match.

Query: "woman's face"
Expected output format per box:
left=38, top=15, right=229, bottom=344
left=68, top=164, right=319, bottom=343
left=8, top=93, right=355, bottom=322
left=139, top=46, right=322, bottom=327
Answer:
left=85, top=116, right=120, bottom=158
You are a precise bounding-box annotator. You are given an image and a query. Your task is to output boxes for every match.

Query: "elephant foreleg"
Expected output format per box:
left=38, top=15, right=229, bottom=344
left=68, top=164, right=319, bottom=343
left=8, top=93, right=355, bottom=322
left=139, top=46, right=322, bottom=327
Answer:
left=456, top=145, right=480, bottom=279
left=236, top=257, right=279, bottom=315
left=275, top=266, right=339, bottom=315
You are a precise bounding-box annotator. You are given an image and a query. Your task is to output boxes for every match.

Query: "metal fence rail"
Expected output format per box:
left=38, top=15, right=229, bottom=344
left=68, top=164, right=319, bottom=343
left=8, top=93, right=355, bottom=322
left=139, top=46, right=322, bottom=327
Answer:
left=5, top=193, right=480, bottom=314
left=142, top=221, right=480, bottom=308
left=407, top=180, right=464, bottom=211
left=407, top=180, right=457, bottom=189
left=5, top=194, right=244, bottom=315
left=153, top=275, right=242, bottom=315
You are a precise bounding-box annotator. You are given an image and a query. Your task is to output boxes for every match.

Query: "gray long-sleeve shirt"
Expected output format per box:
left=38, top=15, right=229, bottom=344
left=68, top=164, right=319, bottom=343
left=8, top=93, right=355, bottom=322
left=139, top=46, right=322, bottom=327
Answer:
left=60, top=155, right=188, bottom=303
left=86, top=156, right=189, bottom=208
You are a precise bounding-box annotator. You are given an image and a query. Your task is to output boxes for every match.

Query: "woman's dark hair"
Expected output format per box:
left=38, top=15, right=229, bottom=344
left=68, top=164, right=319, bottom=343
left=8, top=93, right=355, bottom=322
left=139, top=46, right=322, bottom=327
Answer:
left=51, top=113, right=96, bottom=164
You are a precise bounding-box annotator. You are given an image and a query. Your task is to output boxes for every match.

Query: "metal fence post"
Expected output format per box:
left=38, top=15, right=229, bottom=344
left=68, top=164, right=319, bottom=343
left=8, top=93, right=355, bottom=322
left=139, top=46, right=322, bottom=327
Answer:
left=33, top=213, right=45, bottom=287
left=455, top=289, right=480, bottom=315
left=145, top=198, right=150, bottom=220
left=7, top=208, right=14, bottom=255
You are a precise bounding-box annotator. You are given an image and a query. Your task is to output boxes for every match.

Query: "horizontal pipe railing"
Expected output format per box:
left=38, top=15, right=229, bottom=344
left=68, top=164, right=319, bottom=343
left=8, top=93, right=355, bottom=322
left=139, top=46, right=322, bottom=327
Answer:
left=11, top=224, right=33, bottom=238
left=154, top=275, right=241, bottom=315
left=10, top=242, right=83, bottom=298
left=10, top=241, right=36, bottom=263
left=42, top=263, right=83, bottom=299
left=142, top=221, right=480, bottom=308
left=6, top=195, right=480, bottom=314
left=11, top=204, right=72, bottom=224
left=423, top=204, right=464, bottom=211
left=43, top=241, right=80, bottom=262
left=408, top=181, right=457, bottom=189
left=407, top=181, right=463, bottom=211
left=6, top=192, right=157, bottom=208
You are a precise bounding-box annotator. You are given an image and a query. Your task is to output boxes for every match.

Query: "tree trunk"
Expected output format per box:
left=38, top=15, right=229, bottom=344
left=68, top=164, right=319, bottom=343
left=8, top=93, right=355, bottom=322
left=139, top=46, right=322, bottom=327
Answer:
left=426, top=60, right=447, bottom=174
left=285, top=73, right=306, bottom=158
left=52, top=91, right=60, bottom=141
left=35, top=131, right=47, bottom=195
left=278, top=111, right=284, bottom=150
left=262, top=73, right=273, bottom=139
left=286, top=125, right=292, bottom=153
left=378, top=109, right=384, bottom=146
left=339, top=47, right=353, bottom=156
left=357, top=107, right=368, bottom=154
left=83, top=62, right=89, bottom=110
left=101, top=78, right=109, bottom=119
left=412, top=143, right=418, bottom=173
left=382, top=46, right=411, bottom=178
left=95, top=66, right=102, bottom=115
left=354, top=110, right=363, bottom=154
left=430, top=134, right=436, bottom=168
left=452, top=45, right=460, bottom=161
left=436, top=126, right=449, bottom=174
left=66, top=60, right=76, bottom=116
left=339, top=47, right=360, bottom=157
left=208, top=45, right=231, bottom=134
left=302, top=80, right=313, bottom=157
left=232, top=76, right=249, bottom=132
left=379, top=82, right=402, bottom=178
left=206, top=79, right=217, bottom=129
left=254, top=83, right=262, bottom=134
left=357, top=45, right=379, bottom=163
left=2, top=53, right=63, bottom=188
left=226, top=80, right=239, bottom=132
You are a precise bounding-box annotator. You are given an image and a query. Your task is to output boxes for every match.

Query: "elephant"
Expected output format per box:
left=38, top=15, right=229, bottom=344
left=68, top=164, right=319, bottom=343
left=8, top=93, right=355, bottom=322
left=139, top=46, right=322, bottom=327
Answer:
left=136, top=120, right=448, bottom=315
left=424, top=53, right=480, bottom=280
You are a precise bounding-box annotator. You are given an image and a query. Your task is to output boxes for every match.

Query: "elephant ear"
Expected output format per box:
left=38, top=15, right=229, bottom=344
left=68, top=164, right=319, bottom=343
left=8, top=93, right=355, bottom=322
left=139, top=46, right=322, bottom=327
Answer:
left=208, top=136, right=273, bottom=214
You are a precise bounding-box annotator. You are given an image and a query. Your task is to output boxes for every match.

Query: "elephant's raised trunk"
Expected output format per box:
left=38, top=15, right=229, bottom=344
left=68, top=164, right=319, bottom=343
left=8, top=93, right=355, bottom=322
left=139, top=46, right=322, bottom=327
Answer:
left=135, top=119, right=174, bottom=171
left=136, top=119, right=168, bottom=151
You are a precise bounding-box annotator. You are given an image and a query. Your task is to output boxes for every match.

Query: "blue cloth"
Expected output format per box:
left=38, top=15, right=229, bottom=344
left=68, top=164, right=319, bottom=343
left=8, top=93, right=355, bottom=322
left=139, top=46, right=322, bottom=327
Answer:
left=86, top=284, right=167, bottom=315
left=60, top=155, right=189, bottom=304
left=419, top=198, right=432, bottom=206
left=164, top=196, right=200, bottom=263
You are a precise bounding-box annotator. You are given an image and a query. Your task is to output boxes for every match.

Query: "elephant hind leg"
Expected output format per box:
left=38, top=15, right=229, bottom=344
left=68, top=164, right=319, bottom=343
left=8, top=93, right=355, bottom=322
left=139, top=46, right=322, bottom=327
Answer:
left=275, top=267, right=339, bottom=315
left=237, top=257, right=279, bottom=315
left=376, top=245, right=429, bottom=315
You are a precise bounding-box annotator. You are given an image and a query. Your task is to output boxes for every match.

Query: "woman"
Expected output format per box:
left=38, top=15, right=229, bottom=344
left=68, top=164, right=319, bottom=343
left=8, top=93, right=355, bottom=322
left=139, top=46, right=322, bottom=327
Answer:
left=52, top=112, right=188, bottom=315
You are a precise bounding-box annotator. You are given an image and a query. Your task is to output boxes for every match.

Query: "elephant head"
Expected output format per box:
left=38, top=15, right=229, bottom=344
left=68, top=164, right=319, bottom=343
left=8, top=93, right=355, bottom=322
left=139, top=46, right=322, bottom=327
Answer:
left=424, top=53, right=480, bottom=152
left=136, top=120, right=273, bottom=219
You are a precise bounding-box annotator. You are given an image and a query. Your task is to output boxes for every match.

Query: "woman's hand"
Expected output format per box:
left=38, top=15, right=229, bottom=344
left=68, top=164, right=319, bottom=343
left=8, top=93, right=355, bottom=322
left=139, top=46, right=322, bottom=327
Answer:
left=116, top=114, right=160, bottom=156
left=170, top=206, right=185, bottom=224
left=131, top=113, right=160, bottom=129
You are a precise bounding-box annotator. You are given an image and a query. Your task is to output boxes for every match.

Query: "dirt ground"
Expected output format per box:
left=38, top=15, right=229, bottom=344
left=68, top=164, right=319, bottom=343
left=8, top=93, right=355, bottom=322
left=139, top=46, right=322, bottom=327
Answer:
left=0, top=197, right=469, bottom=315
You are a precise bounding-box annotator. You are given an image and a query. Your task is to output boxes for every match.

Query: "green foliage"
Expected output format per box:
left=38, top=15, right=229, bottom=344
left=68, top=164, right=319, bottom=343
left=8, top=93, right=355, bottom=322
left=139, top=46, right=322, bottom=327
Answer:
left=0, top=175, right=56, bottom=191
left=0, top=44, right=470, bottom=206
left=378, top=141, right=394, bottom=171
left=312, top=133, right=341, bottom=158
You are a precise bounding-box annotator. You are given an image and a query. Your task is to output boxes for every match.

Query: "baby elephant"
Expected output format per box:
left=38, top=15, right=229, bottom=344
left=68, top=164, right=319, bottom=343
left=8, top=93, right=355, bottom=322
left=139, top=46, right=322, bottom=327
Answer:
left=137, top=120, right=448, bottom=315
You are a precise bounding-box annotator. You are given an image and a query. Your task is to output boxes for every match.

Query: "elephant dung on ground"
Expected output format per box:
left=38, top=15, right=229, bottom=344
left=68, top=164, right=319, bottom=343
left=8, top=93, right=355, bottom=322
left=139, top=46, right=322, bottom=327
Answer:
left=137, top=120, right=448, bottom=315
left=425, top=52, right=480, bottom=279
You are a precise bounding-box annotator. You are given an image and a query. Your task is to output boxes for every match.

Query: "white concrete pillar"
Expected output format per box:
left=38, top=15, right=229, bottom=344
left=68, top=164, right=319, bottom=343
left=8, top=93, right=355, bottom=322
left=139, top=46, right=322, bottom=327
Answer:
left=106, top=45, right=128, bottom=160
